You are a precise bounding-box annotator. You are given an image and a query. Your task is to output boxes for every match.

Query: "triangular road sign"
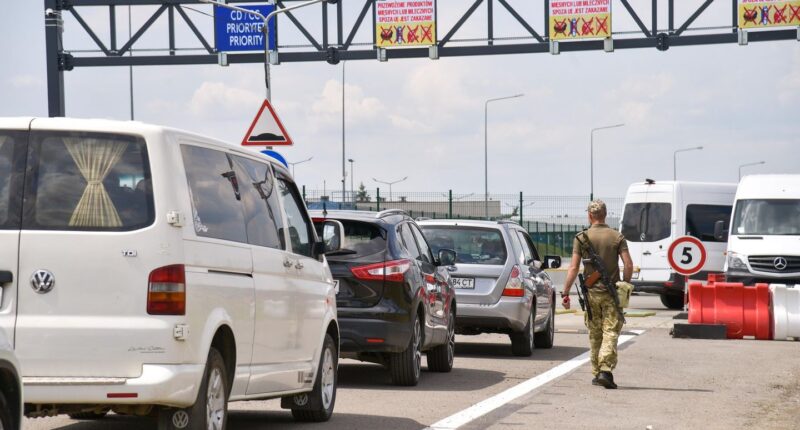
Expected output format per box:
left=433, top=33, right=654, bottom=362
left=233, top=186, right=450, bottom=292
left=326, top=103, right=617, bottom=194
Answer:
left=242, top=99, right=293, bottom=146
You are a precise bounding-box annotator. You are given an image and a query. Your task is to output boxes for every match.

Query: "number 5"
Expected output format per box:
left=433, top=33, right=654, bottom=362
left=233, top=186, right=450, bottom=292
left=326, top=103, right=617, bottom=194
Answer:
left=680, top=247, right=693, bottom=265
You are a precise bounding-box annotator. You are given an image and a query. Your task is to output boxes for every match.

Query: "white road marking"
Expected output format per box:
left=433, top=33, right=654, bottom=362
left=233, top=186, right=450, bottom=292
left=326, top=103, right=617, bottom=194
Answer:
left=426, top=329, right=646, bottom=430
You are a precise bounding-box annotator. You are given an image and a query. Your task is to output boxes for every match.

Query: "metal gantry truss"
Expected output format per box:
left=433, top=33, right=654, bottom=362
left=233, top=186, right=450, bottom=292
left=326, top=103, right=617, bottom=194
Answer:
left=45, top=0, right=799, bottom=116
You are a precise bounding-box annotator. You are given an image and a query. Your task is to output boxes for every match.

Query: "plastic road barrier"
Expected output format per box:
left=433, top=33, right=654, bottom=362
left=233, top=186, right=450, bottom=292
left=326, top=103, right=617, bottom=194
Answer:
left=770, top=284, right=800, bottom=341
left=688, top=280, right=771, bottom=340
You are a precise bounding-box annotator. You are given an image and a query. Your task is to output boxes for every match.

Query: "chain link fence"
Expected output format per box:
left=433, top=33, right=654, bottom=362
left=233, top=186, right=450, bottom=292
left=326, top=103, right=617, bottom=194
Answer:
left=302, top=187, right=623, bottom=257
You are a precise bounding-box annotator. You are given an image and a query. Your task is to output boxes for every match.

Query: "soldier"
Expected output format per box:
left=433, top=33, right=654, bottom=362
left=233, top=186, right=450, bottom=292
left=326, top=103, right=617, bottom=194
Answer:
left=561, top=200, right=633, bottom=389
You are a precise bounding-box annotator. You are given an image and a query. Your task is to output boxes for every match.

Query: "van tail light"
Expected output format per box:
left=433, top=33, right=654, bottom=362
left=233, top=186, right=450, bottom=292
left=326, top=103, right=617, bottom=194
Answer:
left=502, top=265, right=525, bottom=297
left=351, top=259, right=411, bottom=283
left=147, top=265, right=186, bottom=315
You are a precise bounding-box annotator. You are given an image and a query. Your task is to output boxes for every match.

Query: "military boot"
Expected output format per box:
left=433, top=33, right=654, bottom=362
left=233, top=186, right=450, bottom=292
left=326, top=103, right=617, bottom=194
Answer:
left=591, top=376, right=601, bottom=386
left=597, top=372, right=617, bottom=389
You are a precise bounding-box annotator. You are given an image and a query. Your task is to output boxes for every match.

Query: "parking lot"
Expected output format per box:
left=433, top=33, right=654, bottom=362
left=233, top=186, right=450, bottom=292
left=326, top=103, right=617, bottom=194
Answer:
left=24, top=293, right=799, bottom=430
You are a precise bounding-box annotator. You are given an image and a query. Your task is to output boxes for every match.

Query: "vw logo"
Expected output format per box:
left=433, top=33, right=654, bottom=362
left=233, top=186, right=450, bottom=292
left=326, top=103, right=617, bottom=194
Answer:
left=774, top=257, right=788, bottom=271
left=171, top=410, right=190, bottom=429
left=293, top=393, right=309, bottom=407
left=30, top=270, right=55, bottom=294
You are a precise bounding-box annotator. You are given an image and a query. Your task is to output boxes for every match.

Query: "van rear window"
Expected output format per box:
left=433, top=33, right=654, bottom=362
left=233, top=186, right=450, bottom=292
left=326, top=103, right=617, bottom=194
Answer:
left=0, top=131, right=26, bottom=230
left=24, top=132, right=154, bottom=231
left=621, top=203, right=671, bottom=242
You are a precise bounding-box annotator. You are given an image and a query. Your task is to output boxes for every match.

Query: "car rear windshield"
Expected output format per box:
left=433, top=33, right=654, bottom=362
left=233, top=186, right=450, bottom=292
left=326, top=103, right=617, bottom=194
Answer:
left=314, top=219, right=387, bottom=261
left=24, top=131, right=155, bottom=231
left=732, top=199, right=800, bottom=236
left=620, top=203, right=671, bottom=242
left=421, top=226, right=507, bottom=265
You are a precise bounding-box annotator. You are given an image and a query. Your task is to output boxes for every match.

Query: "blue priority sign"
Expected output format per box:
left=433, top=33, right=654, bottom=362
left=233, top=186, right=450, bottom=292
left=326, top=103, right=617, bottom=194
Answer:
left=214, top=4, right=277, bottom=52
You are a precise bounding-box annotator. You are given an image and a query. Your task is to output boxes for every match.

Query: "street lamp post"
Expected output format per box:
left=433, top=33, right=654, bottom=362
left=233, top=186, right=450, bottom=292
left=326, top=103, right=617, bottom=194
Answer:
left=348, top=158, right=355, bottom=203
left=288, top=156, right=313, bottom=177
left=200, top=0, right=331, bottom=101
left=342, top=61, right=346, bottom=204
left=485, top=94, right=524, bottom=220
left=373, top=176, right=408, bottom=203
left=673, top=146, right=703, bottom=180
left=590, top=123, right=625, bottom=201
left=739, top=161, right=766, bottom=180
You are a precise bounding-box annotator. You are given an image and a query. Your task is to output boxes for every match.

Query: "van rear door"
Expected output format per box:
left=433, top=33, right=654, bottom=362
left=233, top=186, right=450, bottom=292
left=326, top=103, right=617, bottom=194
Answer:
left=15, top=129, right=160, bottom=378
left=0, top=124, right=28, bottom=345
left=621, top=186, right=673, bottom=283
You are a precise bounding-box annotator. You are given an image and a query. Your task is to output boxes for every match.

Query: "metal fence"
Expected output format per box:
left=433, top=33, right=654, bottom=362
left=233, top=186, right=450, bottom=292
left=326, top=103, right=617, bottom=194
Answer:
left=302, top=187, right=624, bottom=257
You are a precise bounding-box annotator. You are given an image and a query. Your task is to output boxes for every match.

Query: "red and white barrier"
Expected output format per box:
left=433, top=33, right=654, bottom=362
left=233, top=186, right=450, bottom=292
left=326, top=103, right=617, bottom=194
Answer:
left=770, top=284, right=800, bottom=341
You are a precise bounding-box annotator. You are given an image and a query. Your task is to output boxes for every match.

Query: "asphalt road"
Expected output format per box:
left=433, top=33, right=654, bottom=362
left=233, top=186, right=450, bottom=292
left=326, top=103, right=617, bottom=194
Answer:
left=29, top=294, right=800, bottom=430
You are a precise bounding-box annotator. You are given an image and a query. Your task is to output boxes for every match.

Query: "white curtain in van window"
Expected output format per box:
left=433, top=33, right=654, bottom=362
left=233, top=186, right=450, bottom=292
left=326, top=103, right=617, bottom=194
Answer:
left=64, top=138, right=128, bottom=228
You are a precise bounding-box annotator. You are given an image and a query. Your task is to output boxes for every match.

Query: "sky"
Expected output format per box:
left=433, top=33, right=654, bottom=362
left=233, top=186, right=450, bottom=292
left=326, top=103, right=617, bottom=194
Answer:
left=1, top=0, right=798, bottom=201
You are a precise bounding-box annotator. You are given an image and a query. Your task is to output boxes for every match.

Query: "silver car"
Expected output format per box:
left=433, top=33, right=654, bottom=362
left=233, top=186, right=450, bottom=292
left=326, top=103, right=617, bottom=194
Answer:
left=418, top=220, right=560, bottom=356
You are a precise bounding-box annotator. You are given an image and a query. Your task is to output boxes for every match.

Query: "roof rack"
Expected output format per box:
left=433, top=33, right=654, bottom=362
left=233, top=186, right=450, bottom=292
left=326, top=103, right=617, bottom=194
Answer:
left=376, top=209, right=408, bottom=218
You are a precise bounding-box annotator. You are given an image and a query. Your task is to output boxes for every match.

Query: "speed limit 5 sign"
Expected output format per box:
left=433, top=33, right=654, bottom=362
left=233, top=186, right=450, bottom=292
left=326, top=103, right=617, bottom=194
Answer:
left=668, top=236, right=707, bottom=276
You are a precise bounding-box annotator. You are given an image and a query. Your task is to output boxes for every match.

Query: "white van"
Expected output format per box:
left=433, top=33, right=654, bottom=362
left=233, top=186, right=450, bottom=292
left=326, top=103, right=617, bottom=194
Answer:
left=619, top=180, right=737, bottom=309
left=720, top=174, right=800, bottom=285
left=0, top=117, right=342, bottom=429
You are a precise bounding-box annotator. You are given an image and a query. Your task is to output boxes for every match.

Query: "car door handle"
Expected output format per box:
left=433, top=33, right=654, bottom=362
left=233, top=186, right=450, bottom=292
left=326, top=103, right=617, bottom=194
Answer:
left=0, top=271, right=11, bottom=285
left=295, top=261, right=304, bottom=270
left=283, top=259, right=294, bottom=268
left=643, top=251, right=652, bottom=256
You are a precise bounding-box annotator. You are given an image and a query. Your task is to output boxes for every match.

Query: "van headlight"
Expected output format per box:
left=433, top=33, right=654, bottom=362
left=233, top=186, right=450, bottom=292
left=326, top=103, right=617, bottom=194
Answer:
left=727, top=252, right=748, bottom=271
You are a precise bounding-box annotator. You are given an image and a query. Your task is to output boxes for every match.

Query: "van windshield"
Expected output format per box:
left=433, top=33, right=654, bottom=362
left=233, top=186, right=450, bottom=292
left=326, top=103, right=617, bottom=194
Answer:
left=420, top=226, right=507, bottom=265
left=620, top=203, right=671, bottom=242
left=732, top=199, right=800, bottom=236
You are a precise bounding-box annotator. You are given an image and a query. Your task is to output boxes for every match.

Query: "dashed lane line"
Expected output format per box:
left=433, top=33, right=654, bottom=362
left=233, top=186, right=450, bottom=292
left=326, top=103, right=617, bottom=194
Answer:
left=425, top=329, right=647, bottom=430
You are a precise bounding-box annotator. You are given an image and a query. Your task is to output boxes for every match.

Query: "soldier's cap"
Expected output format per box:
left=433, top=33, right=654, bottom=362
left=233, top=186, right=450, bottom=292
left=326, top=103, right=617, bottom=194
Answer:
left=586, top=200, right=607, bottom=216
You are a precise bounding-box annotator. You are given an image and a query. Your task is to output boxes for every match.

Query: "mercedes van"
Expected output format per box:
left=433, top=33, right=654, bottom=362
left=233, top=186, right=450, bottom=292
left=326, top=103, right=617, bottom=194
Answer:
left=0, top=117, right=342, bottom=429
left=620, top=180, right=736, bottom=309
left=719, top=174, right=800, bottom=285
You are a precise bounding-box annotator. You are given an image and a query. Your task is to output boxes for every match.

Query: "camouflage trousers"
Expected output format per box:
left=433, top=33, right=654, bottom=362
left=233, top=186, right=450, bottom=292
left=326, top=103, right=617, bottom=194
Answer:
left=584, top=289, right=624, bottom=376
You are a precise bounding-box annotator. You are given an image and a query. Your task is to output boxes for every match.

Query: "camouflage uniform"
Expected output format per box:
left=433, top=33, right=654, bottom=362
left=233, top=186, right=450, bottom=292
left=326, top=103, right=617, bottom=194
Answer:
left=573, top=216, right=628, bottom=377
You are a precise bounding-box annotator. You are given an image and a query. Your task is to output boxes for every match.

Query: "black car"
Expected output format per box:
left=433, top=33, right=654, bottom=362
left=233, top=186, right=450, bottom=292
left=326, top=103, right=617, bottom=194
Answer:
left=311, top=210, right=457, bottom=386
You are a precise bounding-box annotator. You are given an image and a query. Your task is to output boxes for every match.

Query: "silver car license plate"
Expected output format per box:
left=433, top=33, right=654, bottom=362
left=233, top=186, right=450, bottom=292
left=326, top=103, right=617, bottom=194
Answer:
left=451, top=277, right=475, bottom=289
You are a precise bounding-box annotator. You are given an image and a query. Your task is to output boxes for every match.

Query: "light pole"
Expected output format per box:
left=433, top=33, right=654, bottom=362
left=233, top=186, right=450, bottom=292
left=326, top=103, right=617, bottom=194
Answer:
left=288, top=156, right=313, bottom=177
left=200, top=0, right=331, bottom=101
left=739, top=161, right=765, bottom=180
left=373, top=177, right=408, bottom=203
left=342, top=60, right=346, bottom=204
left=485, top=94, right=524, bottom=220
left=590, top=123, right=625, bottom=201
left=348, top=158, right=355, bottom=203
left=673, top=146, right=703, bottom=180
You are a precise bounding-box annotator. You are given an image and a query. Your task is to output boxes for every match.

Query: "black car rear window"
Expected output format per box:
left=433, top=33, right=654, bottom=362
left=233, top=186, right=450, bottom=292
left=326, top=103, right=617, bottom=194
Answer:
left=314, top=219, right=387, bottom=261
left=421, top=226, right=507, bottom=265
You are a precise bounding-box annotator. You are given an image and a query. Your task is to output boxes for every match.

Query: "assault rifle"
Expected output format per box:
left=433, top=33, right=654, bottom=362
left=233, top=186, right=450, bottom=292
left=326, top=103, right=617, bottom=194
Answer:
left=575, top=231, right=626, bottom=324
left=576, top=273, right=593, bottom=321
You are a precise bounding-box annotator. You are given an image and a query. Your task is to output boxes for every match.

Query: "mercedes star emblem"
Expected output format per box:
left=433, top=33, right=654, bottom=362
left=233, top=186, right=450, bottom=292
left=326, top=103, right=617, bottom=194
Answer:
left=773, top=257, right=788, bottom=271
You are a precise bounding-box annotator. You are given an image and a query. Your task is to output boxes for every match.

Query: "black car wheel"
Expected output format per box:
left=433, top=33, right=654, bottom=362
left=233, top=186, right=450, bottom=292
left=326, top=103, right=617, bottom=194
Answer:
left=390, top=315, right=422, bottom=386
left=660, top=293, right=684, bottom=310
left=158, top=347, right=228, bottom=430
left=291, top=333, right=338, bottom=422
left=427, top=310, right=455, bottom=372
left=534, top=301, right=555, bottom=349
left=0, top=391, right=12, bottom=430
left=510, top=310, right=534, bottom=357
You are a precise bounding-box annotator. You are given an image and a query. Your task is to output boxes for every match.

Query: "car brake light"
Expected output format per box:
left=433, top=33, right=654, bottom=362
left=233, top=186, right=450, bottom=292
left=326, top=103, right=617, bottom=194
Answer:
left=502, top=265, right=524, bottom=297
left=351, top=259, right=411, bottom=282
left=147, top=265, right=186, bottom=315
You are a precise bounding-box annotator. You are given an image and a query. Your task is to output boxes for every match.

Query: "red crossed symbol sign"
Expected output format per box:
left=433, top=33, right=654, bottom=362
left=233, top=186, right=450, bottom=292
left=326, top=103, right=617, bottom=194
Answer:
left=789, top=4, right=800, bottom=22
left=596, top=16, right=609, bottom=34
left=420, top=25, right=433, bottom=43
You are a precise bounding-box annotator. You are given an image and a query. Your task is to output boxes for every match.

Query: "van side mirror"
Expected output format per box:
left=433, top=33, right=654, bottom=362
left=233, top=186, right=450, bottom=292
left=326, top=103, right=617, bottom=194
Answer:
left=543, top=255, right=562, bottom=269
left=714, top=220, right=729, bottom=241
left=437, top=248, right=457, bottom=266
left=315, top=220, right=345, bottom=258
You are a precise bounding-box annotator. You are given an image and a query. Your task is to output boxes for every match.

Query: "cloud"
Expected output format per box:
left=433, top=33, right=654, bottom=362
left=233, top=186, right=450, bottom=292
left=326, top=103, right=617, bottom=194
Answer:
left=188, top=81, right=263, bottom=119
left=8, top=74, right=43, bottom=88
